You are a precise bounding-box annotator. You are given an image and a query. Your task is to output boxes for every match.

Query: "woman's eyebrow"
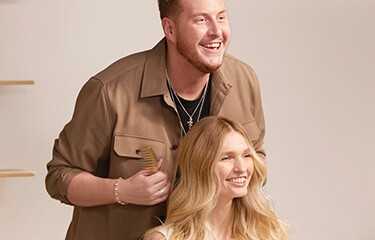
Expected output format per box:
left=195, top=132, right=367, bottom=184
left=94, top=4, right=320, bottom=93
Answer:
left=221, top=147, right=251, bottom=155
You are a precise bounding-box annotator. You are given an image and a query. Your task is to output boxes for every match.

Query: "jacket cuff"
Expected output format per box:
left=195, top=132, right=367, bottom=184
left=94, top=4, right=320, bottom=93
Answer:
left=47, top=167, right=83, bottom=205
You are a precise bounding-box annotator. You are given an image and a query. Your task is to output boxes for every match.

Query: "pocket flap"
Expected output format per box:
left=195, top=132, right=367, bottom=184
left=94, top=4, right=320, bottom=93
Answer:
left=114, top=135, right=166, bottom=159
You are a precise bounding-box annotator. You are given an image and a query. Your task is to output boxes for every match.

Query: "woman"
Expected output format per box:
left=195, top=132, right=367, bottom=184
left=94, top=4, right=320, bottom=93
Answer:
left=144, top=117, right=287, bottom=240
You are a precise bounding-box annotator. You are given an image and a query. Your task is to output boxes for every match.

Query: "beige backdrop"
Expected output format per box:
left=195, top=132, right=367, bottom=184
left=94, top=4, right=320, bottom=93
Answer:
left=0, top=0, right=374, bottom=239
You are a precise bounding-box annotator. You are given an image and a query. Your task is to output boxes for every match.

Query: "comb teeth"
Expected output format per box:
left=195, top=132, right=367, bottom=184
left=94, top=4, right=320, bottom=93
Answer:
left=138, top=146, right=158, bottom=172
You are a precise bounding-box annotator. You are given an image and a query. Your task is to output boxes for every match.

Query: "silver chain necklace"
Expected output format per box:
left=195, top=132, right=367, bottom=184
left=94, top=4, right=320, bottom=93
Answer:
left=166, top=70, right=209, bottom=134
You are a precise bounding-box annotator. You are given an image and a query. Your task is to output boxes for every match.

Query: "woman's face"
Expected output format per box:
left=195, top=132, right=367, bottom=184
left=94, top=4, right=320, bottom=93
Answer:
left=215, top=130, right=254, bottom=201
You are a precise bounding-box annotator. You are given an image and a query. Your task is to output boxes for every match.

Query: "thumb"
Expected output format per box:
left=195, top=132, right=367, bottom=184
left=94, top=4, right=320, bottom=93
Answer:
left=156, top=158, right=164, bottom=170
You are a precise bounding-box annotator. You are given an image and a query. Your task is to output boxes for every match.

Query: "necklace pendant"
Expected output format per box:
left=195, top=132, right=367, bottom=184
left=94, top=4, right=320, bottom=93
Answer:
left=187, top=117, right=194, bottom=129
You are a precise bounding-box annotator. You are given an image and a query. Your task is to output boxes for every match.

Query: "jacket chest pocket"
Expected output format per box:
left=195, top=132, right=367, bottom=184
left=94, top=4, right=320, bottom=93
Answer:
left=111, top=135, right=166, bottom=178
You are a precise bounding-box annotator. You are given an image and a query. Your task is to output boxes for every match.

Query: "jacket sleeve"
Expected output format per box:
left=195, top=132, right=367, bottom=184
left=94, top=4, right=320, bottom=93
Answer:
left=45, top=78, right=114, bottom=204
left=248, top=67, right=266, bottom=160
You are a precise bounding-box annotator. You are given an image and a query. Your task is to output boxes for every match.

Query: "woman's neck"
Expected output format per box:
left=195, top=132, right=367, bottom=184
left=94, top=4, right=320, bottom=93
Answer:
left=208, top=199, right=233, bottom=240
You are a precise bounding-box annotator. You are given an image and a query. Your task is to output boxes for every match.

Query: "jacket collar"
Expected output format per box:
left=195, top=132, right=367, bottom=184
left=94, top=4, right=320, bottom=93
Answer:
left=140, top=39, right=168, bottom=98
left=140, top=38, right=232, bottom=98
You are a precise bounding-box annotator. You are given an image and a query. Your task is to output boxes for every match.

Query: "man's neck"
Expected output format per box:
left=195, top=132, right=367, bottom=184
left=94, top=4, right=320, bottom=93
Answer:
left=166, top=45, right=210, bottom=101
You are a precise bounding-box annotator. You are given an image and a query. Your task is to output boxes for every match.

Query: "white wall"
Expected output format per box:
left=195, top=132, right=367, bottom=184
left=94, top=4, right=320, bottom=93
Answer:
left=0, top=0, right=374, bottom=239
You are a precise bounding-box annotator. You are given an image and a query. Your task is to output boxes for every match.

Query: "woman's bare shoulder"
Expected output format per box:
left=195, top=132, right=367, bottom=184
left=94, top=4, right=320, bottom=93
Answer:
left=143, top=231, right=166, bottom=240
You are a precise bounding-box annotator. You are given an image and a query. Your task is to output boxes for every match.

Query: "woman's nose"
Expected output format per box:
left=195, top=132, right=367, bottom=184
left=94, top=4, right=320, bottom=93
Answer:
left=233, top=157, right=248, bottom=172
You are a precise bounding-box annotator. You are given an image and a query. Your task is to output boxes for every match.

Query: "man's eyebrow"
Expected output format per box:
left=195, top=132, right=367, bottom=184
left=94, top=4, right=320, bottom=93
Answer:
left=218, top=10, right=227, bottom=15
left=191, top=12, right=207, bottom=18
left=191, top=10, right=227, bottom=18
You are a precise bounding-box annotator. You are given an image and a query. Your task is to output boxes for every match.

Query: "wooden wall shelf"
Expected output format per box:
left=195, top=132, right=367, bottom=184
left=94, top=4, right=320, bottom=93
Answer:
left=0, top=83, right=35, bottom=178
left=0, top=80, right=34, bottom=86
left=0, top=169, right=35, bottom=178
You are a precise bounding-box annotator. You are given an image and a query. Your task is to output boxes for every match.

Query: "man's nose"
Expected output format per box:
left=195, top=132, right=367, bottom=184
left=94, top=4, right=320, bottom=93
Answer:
left=208, top=20, right=222, bottom=38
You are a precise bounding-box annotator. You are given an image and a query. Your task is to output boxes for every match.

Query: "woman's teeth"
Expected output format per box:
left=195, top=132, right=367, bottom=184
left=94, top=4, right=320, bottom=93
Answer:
left=227, top=176, right=247, bottom=184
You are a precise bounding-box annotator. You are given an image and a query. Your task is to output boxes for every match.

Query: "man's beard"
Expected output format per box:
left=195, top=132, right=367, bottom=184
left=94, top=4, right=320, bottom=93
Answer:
left=176, top=36, right=223, bottom=73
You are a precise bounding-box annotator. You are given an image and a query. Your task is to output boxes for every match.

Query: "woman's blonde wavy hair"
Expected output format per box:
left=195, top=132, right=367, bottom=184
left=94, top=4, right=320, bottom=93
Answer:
left=146, top=116, right=287, bottom=240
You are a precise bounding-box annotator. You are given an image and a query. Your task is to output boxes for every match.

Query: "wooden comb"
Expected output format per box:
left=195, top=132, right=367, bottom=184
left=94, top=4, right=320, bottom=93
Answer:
left=137, top=146, right=158, bottom=172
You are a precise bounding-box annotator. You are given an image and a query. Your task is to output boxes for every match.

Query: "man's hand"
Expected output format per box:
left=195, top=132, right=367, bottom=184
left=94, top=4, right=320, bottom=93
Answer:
left=119, top=159, right=170, bottom=206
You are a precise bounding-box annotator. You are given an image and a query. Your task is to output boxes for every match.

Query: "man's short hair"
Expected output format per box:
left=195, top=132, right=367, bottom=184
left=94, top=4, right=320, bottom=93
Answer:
left=158, top=0, right=181, bottom=19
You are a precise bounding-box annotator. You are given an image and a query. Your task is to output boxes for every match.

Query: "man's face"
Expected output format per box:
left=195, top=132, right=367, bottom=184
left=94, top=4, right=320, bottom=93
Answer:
left=172, top=0, right=231, bottom=73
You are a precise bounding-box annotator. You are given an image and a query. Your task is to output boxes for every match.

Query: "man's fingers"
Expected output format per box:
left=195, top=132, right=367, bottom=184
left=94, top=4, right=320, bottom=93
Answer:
left=149, top=193, right=169, bottom=206
left=157, top=184, right=170, bottom=198
left=134, top=169, right=154, bottom=177
left=149, top=181, right=170, bottom=195
left=146, top=171, right=168, bottom=184
left=124, top=162, right=170, bottom=206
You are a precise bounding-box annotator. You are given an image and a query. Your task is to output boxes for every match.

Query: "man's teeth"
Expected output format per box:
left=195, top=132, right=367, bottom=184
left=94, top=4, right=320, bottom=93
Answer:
left=203, top=42, right=221, bottom=49
left=227, top=177, right=247, bottom=183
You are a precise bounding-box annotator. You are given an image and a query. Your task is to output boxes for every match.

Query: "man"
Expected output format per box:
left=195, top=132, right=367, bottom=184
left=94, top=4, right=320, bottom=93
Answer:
left=45, top=0, right=266, bottom=239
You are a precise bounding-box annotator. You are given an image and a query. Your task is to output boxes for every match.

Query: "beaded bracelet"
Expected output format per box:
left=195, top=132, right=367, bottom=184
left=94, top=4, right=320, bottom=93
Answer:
left=113, top=177, right=127, bottom=206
